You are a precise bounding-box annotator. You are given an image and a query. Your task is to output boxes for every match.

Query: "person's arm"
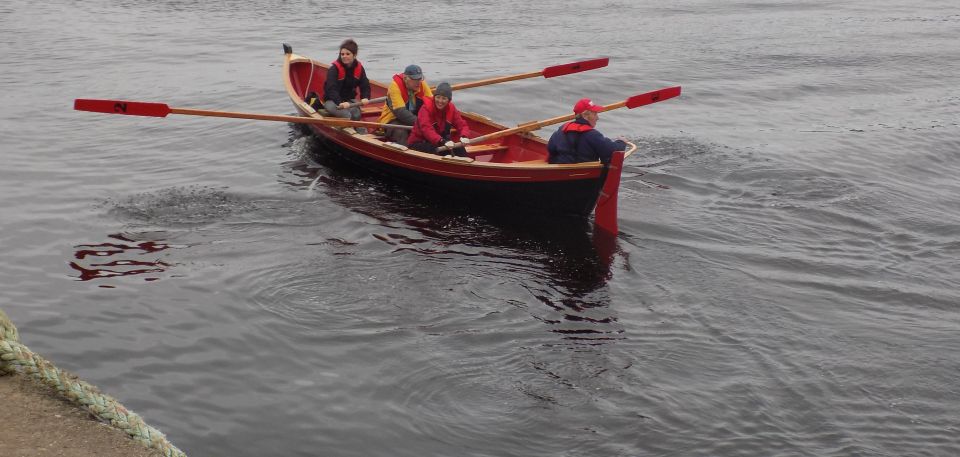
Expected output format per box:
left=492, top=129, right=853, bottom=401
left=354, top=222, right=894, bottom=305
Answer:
left=386, top=86, right=417, bottom=125
left=585, top=130, right=627, bottom=164
left=398, top=83, right=434, bottom=125
left=358, top=68, right=371, bottom=101
left=415, top=109, right=443, bottom=145
left=451, top=109, right=471, bottom=140
left=322, top=66, right=343, bottom=104
left=393, top=107, right=417, bottom=125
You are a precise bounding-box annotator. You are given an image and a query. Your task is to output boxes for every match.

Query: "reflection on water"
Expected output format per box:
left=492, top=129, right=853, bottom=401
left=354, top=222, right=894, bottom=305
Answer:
left=70, top=233, right=176, bottom=285
left=71, top=185, right=258, bottom=287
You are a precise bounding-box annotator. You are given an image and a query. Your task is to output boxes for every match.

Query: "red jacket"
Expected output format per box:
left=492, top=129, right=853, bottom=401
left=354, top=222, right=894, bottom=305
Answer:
left=407, top=98, right=472, bottom=146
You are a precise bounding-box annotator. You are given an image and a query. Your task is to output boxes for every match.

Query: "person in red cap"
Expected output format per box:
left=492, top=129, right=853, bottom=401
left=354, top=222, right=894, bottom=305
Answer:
left=547, top=98, right=627, bottom=164
left=407, top=82, right=472, bottom=157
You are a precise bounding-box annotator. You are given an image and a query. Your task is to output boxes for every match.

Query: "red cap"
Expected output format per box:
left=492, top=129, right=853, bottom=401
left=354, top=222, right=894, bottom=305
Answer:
left=573, top=98, right=602, bottom=114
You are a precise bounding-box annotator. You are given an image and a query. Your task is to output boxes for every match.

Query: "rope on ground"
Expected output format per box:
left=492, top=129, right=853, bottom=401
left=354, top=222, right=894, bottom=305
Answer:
left=0, top=308, right=187, bottom=457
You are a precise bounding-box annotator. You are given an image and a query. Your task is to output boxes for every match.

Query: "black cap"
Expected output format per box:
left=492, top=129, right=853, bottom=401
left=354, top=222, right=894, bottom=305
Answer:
left=435, top=82, right=453, bottom=100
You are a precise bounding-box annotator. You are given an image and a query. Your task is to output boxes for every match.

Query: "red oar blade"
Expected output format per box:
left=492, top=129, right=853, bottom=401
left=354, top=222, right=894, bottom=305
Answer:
left=542, top=57, right=609, bottom=78
left=624, top=86, right=682, bottom=109
left=74, top=99, right=172, bottom=117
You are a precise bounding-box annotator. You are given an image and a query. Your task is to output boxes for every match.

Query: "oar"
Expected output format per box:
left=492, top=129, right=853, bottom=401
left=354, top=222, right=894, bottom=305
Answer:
left=437, top=86, right=682, bottom=152
left=73, top=99, right=411, bottom=130
left=350, top=57, right=610, bottom=108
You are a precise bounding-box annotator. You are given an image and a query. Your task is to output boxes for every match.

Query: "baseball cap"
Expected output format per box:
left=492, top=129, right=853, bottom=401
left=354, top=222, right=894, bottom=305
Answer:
left=404, top=64, right=423, bottom=80
left=573, top=98, right=603, bottom=114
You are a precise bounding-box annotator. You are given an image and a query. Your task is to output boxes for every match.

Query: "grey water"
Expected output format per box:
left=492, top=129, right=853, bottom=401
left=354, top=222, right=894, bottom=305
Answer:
left=2, top=1, right=959, bottom=456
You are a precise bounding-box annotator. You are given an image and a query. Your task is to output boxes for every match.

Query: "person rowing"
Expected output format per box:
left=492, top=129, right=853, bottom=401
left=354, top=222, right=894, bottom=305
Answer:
left=547, top=98, right=627, bottom=164
left=406, top=82, right=472, bottom=157
left=320, top=39, right=371, bottom=131
left=378, top=64, right=433, bottom=145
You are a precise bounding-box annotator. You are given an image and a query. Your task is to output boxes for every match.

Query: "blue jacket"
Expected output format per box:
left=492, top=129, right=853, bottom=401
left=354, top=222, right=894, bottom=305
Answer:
left=547, top=118, right=626, bottom=164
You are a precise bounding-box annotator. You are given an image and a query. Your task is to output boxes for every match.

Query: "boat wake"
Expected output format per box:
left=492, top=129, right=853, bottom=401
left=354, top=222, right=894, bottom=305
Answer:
left=100, top=185, right=256, bottom=227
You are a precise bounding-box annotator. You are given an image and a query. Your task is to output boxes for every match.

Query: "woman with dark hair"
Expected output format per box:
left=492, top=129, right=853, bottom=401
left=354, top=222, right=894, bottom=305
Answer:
left=321, top=38, right=371, bottom=126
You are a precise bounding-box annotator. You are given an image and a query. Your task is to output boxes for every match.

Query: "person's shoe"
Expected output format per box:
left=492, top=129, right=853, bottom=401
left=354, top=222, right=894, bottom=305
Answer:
left=356, top=127, right=369, bottom=135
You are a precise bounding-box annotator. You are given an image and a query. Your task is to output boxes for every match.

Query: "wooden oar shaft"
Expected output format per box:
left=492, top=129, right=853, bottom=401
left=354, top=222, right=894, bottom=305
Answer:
left=172, top=107, right=409, bottom=129
left=599, top=100, right=629, bottom=112
left=437, top=86, right=682, bottom=152
left=450, top=71, right=542, bottom=91
left=349, top=58, right=607, bottom=108
left=74, top=99, right=411, bottom=130
left=458, top=100, right=629, bottom=145
left=351, top=74, right=536, bottom=108
left=351, top=96, right=386, bottom=107
left=465, top=114, right=573, bottom=146
left=172, top=108, right=315, bottom=123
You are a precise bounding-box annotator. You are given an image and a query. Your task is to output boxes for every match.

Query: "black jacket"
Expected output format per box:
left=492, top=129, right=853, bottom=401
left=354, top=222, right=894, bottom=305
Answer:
left=322, top=60, right=371, bottom=104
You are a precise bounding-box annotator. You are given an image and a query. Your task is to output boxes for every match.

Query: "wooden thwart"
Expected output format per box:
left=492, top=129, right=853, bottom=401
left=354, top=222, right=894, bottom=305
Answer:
left=465, top=144, right=510, bottom=156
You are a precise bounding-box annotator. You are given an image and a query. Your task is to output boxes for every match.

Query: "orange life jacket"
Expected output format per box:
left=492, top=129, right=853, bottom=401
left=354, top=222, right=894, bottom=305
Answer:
left=562, top=121, right=594, bottom=133
left=332, top=59, right=363, bottom=80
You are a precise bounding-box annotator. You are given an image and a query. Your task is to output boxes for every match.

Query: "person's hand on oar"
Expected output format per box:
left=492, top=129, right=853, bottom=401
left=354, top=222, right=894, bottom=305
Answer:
left=403, top=82, right=473, bottom=157
left=341, top=98, right=369, bottom=109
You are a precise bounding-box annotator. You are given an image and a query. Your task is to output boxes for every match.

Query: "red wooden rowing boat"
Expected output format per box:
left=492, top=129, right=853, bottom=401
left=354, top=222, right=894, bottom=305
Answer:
left=72, top=45, right=678, bottom=236
left=282, top=44, right=638, bottom=235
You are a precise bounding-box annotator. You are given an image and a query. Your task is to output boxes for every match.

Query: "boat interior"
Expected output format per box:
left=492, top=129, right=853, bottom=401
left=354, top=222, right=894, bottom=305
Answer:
left=287, top=58, right=554, bottom=165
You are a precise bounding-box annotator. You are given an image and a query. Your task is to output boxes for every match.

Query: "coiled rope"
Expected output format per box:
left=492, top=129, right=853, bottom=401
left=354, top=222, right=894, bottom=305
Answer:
left=0, top=308, right=187, bottom=457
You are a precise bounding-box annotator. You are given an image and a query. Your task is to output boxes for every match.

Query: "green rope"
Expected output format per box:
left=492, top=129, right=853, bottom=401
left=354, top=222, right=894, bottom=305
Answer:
left=0, top=308, right=187, bottom=457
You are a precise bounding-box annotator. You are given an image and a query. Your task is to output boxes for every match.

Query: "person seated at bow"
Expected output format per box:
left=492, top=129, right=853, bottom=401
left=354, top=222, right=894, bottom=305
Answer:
left=321, top=38, right=371, bottom=132
left=406, top=82, right=473, bottom=157
left=547, top=98, right=626, bottom=164
left=378, top=64, right=432, bottom=145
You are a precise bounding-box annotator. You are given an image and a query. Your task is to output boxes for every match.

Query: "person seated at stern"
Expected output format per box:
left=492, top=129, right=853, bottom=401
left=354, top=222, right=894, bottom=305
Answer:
left=547, top=98, right=626, bottom=165
left=406, top=82, right=472, bottom=157
left=378, top=64, right=433, bottom=145
left=321, top=39, right=371, bottom=125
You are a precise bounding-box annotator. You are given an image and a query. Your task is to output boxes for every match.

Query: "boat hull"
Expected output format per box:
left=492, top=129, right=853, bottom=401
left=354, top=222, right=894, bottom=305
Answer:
left=307, top=126, right=610, bottom=216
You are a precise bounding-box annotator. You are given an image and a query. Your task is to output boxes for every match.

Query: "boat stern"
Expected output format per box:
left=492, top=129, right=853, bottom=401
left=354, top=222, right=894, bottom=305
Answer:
left=593, top=150, right=626, bottom=236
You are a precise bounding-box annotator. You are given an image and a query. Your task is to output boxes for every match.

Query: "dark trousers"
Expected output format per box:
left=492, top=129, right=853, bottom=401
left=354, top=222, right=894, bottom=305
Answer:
left=322, top=100, right=361, bottom=121
left=384, top=120, right=411, bottom=145
left=408, top=140, right=467, bottom=157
